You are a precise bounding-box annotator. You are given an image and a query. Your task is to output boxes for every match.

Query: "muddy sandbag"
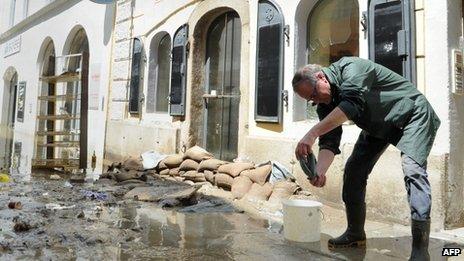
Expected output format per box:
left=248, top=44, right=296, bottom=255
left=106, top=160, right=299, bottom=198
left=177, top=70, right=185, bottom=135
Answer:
left=218, top=162, right=254, bottom=178
left=232, top=176, right=253, bottom=199
left=174, top=177, right=185, bottom=182
left=198, top=159, right=227, bottom=172
left=204, top=170, right=215, bottom=184
left=163, top=154, right=184, bottom=168
left=157, top=160, right=168, bottom=171
left=215, top=173, right=234, bottom=190
left=268, top=181, right=299, bottom=204
left=159, top=168, right=170, bottom=175
left=183, top=145, right=213, bottom=162
left=169, top=167, right=180, bottom=176
left=241, top=164, right=272, bottom=185
left=244, top=183, right=273, bottom=202
left=113, top=170, right=138, bottom=182
left=122, top=157, right=144, bottom=171
left=182, top=171, right=206, bottom=182
left=179, top=159, right=200, bottom=171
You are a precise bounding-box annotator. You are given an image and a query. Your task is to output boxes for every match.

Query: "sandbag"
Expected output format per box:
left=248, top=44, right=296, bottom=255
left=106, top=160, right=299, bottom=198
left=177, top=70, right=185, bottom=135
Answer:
left=204, top=170, right=215, bottom=184
left=157, top=160, right=168, bottom=171
left=198, top=159, right=227, bottom=172
left=268, top=181, right=299, bottom=204
left=244, top=183, right=273, bottom=202
left=169, top=167, right=180, bottom=176
left=183, top=145, right=213, bottom=162
left=218, top=162, right=254, bottom=177
left=241, top=164, right=272, bottom=185
left=231, top=176, right=253, bottom=199
left=163, top=154, right=184, bottom=168
left=122, top=157, right=144, bottom=171
left=113, top=170, right=138, bottom=182
left=182, top=171, right=206, bottom=182
left=159, top=168, right=170, bottom=175
left=215, top=173, right=234, bottom=190
left=179, top=159, right=200, bottom=171
left=174, top=177, right=185, bottom=182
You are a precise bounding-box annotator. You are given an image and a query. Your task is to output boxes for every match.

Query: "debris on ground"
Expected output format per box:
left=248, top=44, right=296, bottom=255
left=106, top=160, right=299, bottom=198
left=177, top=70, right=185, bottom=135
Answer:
left=13, top=220, right=31, bottom=232
left=0, top=173, right=10, bottom=182
left=49, top=174, right=62, bottom=180
left=81, top=190, right=108, bottom=201
left=8, top=201, right=22, bottom=209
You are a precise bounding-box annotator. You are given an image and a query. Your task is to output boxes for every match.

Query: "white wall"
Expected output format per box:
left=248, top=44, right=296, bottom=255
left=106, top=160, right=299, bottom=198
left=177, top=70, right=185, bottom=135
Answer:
left=0, top=0, right=115, bottom=176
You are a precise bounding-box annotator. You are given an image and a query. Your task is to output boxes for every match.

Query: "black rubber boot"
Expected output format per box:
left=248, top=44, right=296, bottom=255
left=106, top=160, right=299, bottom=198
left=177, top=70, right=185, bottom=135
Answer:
left=328, top=203, right=366, bottom=249
left=409, top=219, right=430, bottom=261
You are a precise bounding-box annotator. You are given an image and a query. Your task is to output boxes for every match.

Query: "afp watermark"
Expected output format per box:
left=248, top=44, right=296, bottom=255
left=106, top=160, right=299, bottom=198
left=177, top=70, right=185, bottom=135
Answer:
left=442, top=247, right=462, bottom=256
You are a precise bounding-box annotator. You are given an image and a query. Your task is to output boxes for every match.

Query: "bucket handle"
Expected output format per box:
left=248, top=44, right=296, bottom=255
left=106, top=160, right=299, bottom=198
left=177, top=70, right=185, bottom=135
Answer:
left=318, top=209, right=325, bottom=221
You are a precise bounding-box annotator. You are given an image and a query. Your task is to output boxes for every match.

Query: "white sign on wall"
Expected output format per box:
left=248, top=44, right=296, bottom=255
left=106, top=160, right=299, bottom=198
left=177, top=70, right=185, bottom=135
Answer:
left=4, top=36, right=21, bottom=58
left=89, top=63, right=101, bottom=110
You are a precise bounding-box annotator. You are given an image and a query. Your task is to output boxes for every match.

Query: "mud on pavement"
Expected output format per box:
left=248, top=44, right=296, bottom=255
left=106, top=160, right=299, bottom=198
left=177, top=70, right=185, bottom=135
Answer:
left=0, top=173, right=332, bottom=260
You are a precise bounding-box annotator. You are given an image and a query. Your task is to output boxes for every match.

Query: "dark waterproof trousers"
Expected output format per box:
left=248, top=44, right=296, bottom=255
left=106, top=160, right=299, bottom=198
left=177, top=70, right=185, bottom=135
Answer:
left=343, top=131, right=431, bottom=221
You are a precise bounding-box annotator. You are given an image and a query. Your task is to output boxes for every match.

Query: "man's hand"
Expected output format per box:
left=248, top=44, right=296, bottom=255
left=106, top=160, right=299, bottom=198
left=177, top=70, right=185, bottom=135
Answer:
left=310, top=174, right=326, bottom=187
left=309, top=149, right=334, bottom=188
left=295, top=132, right=317, bottom=160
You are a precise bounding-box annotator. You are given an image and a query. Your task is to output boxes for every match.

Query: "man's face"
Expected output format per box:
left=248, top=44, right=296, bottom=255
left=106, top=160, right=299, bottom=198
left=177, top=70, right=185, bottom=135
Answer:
left=295, top=72, right=332, bottom=105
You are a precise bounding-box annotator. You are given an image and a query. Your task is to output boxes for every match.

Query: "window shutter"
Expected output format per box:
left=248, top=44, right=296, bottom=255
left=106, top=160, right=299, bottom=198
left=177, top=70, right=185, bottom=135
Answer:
left=170, top=24, right=188, bottom=116
left=255, top=0, right=284, bottom=123
left=129, top=38, right=143, bottom=113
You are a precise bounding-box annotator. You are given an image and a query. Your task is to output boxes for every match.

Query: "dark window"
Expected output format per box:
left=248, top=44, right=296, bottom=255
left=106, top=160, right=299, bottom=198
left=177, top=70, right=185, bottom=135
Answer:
left=129, top=38, right=143, bottom=113
left=369, top=0, right=415, bottom=82
left=170, top=25, right=188, bottom=116
left=373, top=2, right=403, bottom=75
left=255, top=0, right=284, bottom=123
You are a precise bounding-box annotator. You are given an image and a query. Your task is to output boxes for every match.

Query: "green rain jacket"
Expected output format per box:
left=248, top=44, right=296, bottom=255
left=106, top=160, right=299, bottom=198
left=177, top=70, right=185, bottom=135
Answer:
left=318, top=57, right=440, bottom=165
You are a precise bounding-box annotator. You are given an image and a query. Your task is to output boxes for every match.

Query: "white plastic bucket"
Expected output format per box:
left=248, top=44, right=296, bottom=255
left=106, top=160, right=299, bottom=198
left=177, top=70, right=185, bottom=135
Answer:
left=282, top=199, right=323, bottom=242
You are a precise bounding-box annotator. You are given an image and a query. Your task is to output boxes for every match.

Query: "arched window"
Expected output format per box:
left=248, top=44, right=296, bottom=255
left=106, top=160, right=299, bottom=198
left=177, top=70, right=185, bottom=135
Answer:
left=255, top=0, right=284, bottom=123
left=150, top=34, right=171, bottom=112
left=129, top=38, right=143, bottom=114
left=170, top=25, right=188, bottom=116
left=307, top=0, right=359, bottom=66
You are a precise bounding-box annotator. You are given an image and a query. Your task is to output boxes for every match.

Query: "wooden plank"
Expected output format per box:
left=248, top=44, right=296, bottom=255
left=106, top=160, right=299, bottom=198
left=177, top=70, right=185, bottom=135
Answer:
left=38, top=95, right=80, bottom=101
left=37, top=115, right=80, bottom=120
left=40, top=73, right=80, bottom=83
left=32, top=158, right=79, bottom=168
left=36, top=131, right=80, bottom=136
left=36, top=141, right=80, bottom=147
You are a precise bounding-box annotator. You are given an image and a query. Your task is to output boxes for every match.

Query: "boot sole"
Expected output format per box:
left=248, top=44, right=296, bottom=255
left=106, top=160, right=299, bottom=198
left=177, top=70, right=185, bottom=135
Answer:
left=328, top=240, right=366, bottom=249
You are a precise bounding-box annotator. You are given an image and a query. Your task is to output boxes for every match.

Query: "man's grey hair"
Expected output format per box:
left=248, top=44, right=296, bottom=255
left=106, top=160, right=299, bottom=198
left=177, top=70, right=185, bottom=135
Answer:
left=292, top=64, right=322, bottom=90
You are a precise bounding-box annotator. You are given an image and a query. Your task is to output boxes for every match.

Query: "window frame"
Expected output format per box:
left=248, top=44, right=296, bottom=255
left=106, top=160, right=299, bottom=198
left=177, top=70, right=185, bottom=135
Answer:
left=368, top=0, right=416, bottom=84
left=169, top=24, right=189, bottom=117
left=255, top=0, right=285, bottom=123
left=9, top=0, right=16, bottom=27
left=147, top=33, right=172, bottom=114
left=129, top=37, right=144, bottom=114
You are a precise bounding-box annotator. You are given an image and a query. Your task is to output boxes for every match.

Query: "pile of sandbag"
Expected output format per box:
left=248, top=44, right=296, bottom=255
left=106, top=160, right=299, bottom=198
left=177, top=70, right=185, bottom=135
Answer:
left=102, top=156, right=148, bottom=184
left=155, top=146, right=225, bottom=184
left=154, top=145, right=300, bottom=204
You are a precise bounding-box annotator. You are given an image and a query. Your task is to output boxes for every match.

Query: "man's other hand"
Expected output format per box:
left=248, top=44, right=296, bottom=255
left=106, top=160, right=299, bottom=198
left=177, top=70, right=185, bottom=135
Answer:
left=295, top=132, right=317, bottom=160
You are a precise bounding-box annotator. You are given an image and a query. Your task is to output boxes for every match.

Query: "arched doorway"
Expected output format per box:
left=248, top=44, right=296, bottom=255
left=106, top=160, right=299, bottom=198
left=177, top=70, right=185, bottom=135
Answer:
left=36, top=40, right=56, bottom=163
left=204, top=11, right=241, bottom=161
left=62, top=27, right=89, bottom=169
left=33, top=28, right=89, bottom=171
left=1, top=68, right=18, bottom=171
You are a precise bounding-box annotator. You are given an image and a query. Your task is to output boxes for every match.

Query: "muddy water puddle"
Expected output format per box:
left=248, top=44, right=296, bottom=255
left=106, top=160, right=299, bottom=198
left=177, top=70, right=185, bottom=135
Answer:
left=1, top=174, right=461, bottom=260
left=0, top=175, right=332, bottom=260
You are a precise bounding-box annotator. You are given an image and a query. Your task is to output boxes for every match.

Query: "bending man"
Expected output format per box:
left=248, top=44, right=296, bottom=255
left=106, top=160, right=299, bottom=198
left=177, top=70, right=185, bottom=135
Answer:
left=292, top=57, right=440, bottom=260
